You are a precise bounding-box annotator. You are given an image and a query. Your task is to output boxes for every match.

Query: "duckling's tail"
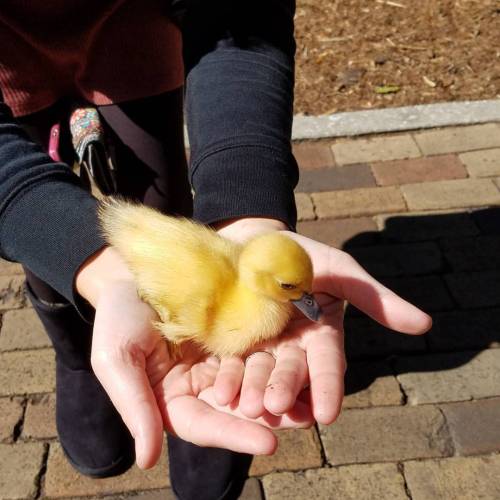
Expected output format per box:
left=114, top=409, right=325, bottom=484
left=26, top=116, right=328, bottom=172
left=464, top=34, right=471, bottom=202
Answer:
left=98, top=197, right=181, bottom=262
left=97, top=197, right=221, bottom=270
left=98, top=197, right=160, bottom=255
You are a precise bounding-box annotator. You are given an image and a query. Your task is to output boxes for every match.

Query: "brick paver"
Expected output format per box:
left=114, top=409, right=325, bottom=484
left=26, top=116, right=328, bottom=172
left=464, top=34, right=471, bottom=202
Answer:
left=0, top=349, right=55, bottom=396
left=379, top=275, right=455, bottom=312
left=297, top=217, right=378, bottom=248
left=3, top=123, right=500, bottom=499
left=375, top=210, right=479, bottom=242
left=395, top=350, right=500, bottom=404
left=343, top=362, right=403, bottom=408
left=470, top=206, right=500, bottom=233
left=111, top=481, right=262, bottom=500
left=109, top=489, right=176, bottom=500
left=444, top=270, right=500, bottom=309
left=320, top=406, right=452, bottom=465
left=0, top=259, right=23, bottom=276
left=0, top=276, right=26, bottom=311
left=345, top=316, right=427, bottom=360
left=262, top=464, right=408, bottom=500
left=401, top=178, right=500, bottom=211
left=296, top=164, right=375, bottom=192
left=441, top=398, right=500, bottom=456
left=295, top=193, right=315, bottom=221
left=44, top=443, right=169, bottom=498
left=413, top=123, right=500, bottom=155
left=0, top=397, right=24, bottom=443
left=404, top=455, right=500, bottom=500
left=440, top=235, right=500, bottom=271
left=249, top=429, right=322, bottom=476
left=332, top=134, right=421, bottom=165
left=292, top=142, right=335, bottom=170
left=240, top=478, right=264, bottom=500
left=459, top=148, right=500, bottom=177
left=0, top=308, right=50, bottom=351
left=312, top=186, right=406, bottom=219
left=430, top=309, right=500, bottom=352
left=371, top=154, right=467, bottom=186
left=0, top=442, right=46, bottom=499
left=22, top=394, right=57, bottom=440
left=348, top=241, right=443, bottom=277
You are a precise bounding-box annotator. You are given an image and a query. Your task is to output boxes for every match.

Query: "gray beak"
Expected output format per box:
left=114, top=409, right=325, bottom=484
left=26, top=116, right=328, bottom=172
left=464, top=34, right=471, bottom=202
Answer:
left=292, top=293, right=323, bottom=322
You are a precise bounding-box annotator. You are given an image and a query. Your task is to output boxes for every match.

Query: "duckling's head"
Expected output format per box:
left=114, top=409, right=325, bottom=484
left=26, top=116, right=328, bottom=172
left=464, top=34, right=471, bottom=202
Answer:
left=238, top=233, right=321, bottom=321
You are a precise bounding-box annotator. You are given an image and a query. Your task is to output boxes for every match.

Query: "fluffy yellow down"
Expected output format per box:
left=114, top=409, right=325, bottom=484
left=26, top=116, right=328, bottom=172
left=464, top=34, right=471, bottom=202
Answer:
left=99, top=199, right=313, bottom=357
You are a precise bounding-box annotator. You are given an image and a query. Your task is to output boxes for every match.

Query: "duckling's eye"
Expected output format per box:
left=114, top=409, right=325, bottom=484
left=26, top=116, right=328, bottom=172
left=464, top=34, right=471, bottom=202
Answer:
left=280, top=283, right=296, bottom=290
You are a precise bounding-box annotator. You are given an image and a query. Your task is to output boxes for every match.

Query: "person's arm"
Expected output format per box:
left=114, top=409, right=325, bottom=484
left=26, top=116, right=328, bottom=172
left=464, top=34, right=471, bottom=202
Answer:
left=0, top=94, right=106, bottom=308
left=177, top=0, right=299, bottom=229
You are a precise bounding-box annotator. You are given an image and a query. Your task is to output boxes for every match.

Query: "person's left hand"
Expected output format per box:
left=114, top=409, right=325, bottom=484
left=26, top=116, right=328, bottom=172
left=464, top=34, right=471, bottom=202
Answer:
left=212, top=218, right=432, bottom=425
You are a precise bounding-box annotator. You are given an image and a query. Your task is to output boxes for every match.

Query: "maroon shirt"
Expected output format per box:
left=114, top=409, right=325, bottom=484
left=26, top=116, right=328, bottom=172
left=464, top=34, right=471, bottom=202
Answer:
left=0, top=0, right=183, bottom=116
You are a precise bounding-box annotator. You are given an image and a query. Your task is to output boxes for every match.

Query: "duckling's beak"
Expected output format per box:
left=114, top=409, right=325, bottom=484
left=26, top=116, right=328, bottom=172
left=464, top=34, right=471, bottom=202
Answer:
left=292, top=293, right=323, bottom=322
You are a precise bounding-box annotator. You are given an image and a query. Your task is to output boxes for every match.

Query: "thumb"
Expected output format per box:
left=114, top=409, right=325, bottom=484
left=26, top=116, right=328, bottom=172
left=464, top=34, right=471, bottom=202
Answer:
left=91, top=345, right=164, bottom=469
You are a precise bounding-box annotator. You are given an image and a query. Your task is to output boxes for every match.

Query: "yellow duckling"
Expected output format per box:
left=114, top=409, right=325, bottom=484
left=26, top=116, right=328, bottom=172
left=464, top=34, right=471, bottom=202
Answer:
left=99, top=199, right=322, bottom=357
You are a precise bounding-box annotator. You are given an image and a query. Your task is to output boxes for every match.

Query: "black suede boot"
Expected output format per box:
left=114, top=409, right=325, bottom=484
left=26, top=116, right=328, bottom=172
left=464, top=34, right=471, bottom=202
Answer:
left=167, top=435, right=252, bottom=500
left=26, top=281, right=135, bottom=477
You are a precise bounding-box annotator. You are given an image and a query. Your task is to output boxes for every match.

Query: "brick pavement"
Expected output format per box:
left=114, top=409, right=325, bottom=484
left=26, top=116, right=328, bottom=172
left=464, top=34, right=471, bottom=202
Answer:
left=1, top=123, right=500, bottom=499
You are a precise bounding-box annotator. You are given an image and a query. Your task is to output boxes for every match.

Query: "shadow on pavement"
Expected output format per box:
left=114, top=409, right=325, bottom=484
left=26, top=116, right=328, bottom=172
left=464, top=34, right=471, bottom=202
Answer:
left=340, top=207, right=500, bottom=397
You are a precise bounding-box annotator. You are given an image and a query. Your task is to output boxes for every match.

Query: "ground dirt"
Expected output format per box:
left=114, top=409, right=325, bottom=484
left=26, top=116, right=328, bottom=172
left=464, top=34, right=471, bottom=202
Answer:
left=294, top=0, right=500, bottom=114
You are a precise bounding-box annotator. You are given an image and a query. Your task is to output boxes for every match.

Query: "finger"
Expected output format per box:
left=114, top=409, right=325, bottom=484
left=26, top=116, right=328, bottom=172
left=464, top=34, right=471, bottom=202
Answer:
left=199, top=388, right=315, bottom=430
left=263, top=345, right=308, bottom=416
left=163, top=395, right=277, bottom=455
left=214, top=357, right=245, bottom=406
left=320, top=249, right=432, bottom=334
left=146, top=339, right=173, bottom=387
left=190, top=355, right=221, bottom=396
left=306, top=326, right=346, bottom=425
left=239, top=352, right=276, bottom=419
left=91, top=347, right=164, bottom=469
left=161, top=352, right=220, bottom=400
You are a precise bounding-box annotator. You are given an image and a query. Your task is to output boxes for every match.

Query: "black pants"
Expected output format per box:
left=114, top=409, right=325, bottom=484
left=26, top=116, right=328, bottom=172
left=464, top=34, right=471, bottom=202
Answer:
left=18, top=88, right=251, bottom=499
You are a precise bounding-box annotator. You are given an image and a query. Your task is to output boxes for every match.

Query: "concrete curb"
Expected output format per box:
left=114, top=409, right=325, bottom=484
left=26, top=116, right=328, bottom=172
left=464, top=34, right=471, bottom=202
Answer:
left=291, top=99, right=500, bottom=140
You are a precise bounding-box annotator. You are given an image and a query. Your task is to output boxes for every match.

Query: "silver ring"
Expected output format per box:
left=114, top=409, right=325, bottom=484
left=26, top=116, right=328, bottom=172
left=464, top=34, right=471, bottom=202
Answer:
left=244, top=351, right=276, bottom=365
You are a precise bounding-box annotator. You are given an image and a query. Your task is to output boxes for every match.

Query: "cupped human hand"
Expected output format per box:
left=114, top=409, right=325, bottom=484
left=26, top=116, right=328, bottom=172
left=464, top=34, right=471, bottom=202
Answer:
left=91, top=278, right=314, bottom=468
left=78, top=247, right=315, bottom=470
left=213, top=220, right=432, bottom=424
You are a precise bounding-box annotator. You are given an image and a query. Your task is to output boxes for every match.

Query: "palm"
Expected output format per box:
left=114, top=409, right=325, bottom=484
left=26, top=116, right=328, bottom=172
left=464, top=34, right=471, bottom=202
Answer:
left=213, top=230, right=431, bottom=425
left=153, top=339, right=315, bottom=451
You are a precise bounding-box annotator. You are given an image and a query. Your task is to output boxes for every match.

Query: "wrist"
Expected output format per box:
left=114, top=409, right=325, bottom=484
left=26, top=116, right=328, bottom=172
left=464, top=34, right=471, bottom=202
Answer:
left=75, top=246, right=135, bottom=307
left=214, top=217, right=288, bottom=243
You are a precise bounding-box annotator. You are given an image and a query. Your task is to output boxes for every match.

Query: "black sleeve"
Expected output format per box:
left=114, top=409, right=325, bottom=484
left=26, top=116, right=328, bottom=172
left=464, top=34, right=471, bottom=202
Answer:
left=177, top=0, right=299, bottom=229
left=0, top=95, right=106, bottom=306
